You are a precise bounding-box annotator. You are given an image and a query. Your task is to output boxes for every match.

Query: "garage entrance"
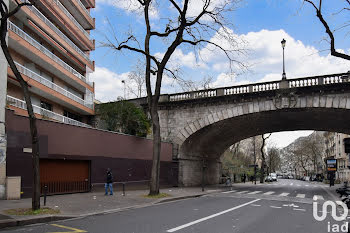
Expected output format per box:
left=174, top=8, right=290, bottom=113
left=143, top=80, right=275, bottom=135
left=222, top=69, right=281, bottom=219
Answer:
left=40, top=159, right=90, bottom=195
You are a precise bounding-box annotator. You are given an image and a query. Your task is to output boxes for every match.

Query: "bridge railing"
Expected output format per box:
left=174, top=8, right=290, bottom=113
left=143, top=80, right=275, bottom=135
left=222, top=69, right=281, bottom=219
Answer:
left=289, top=73, right=348, bottom=88
left=167, top=72, right=350, bottom=102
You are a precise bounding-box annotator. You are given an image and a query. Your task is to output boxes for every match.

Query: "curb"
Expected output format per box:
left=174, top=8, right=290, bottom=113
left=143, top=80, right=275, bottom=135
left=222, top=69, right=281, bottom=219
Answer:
left=0, top=215, right=73, bottom=229
left=0, top=192, right=215, bottom=230
left=156, top=194, right=205, bottom=204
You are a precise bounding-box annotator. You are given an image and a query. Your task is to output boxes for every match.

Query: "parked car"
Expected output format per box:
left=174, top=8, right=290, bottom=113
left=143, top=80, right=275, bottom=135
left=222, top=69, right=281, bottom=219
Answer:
left=288, top=175, right=294, bottom=179
left=265, top=176, right=273, bottom=182
left=270, top=173, right=277, bottom=182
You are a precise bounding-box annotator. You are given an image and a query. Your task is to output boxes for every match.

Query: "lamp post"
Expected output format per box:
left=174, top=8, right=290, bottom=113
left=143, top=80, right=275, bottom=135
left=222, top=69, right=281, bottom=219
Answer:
left=121, top=80, right=126, bottom=99
left=281, top=38, right=286, bottom=80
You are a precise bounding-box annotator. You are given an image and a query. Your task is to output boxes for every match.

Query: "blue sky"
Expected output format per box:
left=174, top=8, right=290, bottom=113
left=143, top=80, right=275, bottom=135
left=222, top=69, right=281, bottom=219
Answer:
left=89, top=0, right=350, bottom=147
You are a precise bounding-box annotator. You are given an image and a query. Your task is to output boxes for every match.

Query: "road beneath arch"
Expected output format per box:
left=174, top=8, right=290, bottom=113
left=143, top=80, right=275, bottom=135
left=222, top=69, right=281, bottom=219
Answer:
left=1, top=179, right=341, bottom=233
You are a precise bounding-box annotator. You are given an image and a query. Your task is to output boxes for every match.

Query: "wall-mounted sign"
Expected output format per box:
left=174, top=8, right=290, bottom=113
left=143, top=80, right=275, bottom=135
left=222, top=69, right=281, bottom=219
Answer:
left=327, top=159, right=337, bottom=172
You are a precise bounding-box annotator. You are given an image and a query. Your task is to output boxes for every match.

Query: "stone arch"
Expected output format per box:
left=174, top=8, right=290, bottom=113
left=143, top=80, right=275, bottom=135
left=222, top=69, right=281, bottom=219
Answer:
left=168, top=92, right=350, bottom=186
left=173, top=93, right=350, bottom=146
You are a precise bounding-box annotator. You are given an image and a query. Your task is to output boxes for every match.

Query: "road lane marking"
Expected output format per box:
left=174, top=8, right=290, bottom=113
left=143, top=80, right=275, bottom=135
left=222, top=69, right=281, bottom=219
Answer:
left=251, top=204, right=261, bottom=207
left=313, top=195, right=324, bottom=200
left=270, top=206, right=282, bottom=209
left=290, top=183, right=294, bottom=186
left=279, top=193, right=289, bottom=197
left=222, top=190, right=236, bottom=194
left=166, top=199, right=261, bottom=232
left=296, top=194, right=306, bottom=198
left=297, top=184, right=301, bottom=187
left=293, top=208, right=306, bottom=212
left=49, top=224, right=87, bottom=233
left=236, top=191, right=249, bottom=194
left=247, top=191, right=262, bottom=195
left=263, top=191, right=274, bottom=195
left=305, top=185, right=309, bottom=187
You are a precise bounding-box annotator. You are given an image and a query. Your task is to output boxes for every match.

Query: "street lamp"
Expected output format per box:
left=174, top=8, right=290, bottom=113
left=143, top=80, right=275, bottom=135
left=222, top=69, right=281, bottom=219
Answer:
left=121, top=80, right=126, bottom=99
left=281, top=38, right=286, bottom=80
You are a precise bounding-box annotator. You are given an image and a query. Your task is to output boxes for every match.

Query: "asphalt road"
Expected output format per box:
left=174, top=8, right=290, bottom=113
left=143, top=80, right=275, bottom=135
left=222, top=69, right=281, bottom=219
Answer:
left=1, top=179, right=348, bottom=233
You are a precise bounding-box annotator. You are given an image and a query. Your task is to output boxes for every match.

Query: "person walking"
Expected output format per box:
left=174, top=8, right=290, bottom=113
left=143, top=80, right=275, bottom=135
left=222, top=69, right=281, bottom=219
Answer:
left=105, top=168, right=113, bottom=195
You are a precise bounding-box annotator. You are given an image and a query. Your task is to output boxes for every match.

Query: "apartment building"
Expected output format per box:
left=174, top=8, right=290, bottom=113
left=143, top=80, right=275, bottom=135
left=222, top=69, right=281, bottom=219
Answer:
left=5, top=0, right=95, bottom=127
left=325, top=132, right=350, bottom=182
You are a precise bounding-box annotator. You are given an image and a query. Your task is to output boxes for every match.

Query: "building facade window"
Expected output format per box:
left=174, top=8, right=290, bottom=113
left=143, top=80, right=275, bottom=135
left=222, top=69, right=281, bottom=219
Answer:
left=64, top=110, right=82, bottom=122
left=40, top=101, right=52, bottom=111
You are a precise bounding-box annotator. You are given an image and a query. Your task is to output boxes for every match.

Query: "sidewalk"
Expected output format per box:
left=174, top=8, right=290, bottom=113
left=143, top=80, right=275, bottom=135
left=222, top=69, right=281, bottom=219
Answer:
left=0, top=186, right=222, bottom=229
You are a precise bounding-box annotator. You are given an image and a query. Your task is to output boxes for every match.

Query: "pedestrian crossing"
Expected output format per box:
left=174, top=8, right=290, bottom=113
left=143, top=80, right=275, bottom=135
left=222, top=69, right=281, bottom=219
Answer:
left=247, top=191, right=262, bottom=195
left=221, top=189, right=325, bottom=200
left=279, top=192, right=289, bottom=197
left=267, top=183, right=323, bottom=188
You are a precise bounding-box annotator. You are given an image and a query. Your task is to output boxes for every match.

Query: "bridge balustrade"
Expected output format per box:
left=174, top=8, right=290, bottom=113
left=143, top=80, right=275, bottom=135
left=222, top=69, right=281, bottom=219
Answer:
left=167, top=72, right=349, bottom=102
left=289, top=77, right=319, bottom=87
left=251, top=81, right=280, bottom=92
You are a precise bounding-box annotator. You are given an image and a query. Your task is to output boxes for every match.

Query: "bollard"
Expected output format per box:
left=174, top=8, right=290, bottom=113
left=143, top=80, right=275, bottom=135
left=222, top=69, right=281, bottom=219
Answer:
left=122, top=183, right=125, bottom=196
left=44, top=185, right=48, bottom=206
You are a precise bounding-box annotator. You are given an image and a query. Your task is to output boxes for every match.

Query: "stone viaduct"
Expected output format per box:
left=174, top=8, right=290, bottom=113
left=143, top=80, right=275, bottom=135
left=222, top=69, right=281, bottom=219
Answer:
left=133, top=72, right=350, bottom=187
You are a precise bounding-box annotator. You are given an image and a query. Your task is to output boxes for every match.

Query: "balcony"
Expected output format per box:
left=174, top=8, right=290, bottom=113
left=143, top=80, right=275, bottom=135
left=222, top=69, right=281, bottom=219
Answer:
left=60, top=0, right=95, bottom=30
left=81, top=0, right=95, bottom=9
left=52, top=0, right=89, bottom=38
left=21, top=0, right=94, bottom=51
left=7, top=21, right=93, bottom=88
left=14, top=62, right=94, bottom=109
left=25, top=4, right=93, bottom=66
left=7, top=95, right=91, bottom=128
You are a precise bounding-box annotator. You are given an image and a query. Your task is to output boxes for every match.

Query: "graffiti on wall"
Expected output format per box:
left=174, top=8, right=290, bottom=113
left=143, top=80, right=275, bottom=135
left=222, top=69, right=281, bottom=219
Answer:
left=0, top=134, right=6, bottom=164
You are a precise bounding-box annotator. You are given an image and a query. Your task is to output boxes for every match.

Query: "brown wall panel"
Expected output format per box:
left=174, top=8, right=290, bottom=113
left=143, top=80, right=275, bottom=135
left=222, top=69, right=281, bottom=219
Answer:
left=6, top=109, right=173, bottom=161
left=5, top=109, right=176, bottom=197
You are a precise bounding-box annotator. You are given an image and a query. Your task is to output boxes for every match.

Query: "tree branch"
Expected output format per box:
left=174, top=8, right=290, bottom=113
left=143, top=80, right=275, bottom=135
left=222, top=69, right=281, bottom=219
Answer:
left=305, top=0, right=350, bottom=60
left=169, top=0, right=182, bottom=14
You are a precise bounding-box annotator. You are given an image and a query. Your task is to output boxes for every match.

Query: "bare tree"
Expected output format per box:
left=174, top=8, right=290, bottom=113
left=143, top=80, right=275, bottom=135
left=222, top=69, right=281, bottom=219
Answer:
left=178, top=75, right=214, bottom=92
left=127, top=60, right=146, bottom=98
left=0, top=0, right=40, bottom=210
left=291, top=140, right=314, bottom=176
left=260, top=133, right=271, bottom=183
left=267, top=146, right=281, bottom=173
left=303, top=133, right=325, bottom=175
left=304, top=0, right=350, bottom=60
left=102, top=0, right=246, bottom=195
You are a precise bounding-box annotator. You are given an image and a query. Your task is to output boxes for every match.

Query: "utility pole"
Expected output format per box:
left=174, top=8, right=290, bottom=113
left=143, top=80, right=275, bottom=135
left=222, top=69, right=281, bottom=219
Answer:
left=0, top=0, right=9, bottom=199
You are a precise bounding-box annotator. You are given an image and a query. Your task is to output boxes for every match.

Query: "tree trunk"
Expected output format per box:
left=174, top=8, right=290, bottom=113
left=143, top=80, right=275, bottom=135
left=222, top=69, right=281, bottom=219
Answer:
left=260, top=158, right=265, bottom=183
left=1, top=19, right=40, bottom=210
left=149, top=108, right=161, bottom=195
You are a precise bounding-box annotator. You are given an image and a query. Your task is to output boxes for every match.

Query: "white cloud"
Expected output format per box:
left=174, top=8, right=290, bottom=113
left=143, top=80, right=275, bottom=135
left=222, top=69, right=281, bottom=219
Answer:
left=241, top=29, right=350, bottom=81
left=183, top=0, right=233, bottom=21
left=90, top=67, right=128, bottom=102
left=96, top=0, right=159, bottom=19
left=90, top=66, right=180, bottom=102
